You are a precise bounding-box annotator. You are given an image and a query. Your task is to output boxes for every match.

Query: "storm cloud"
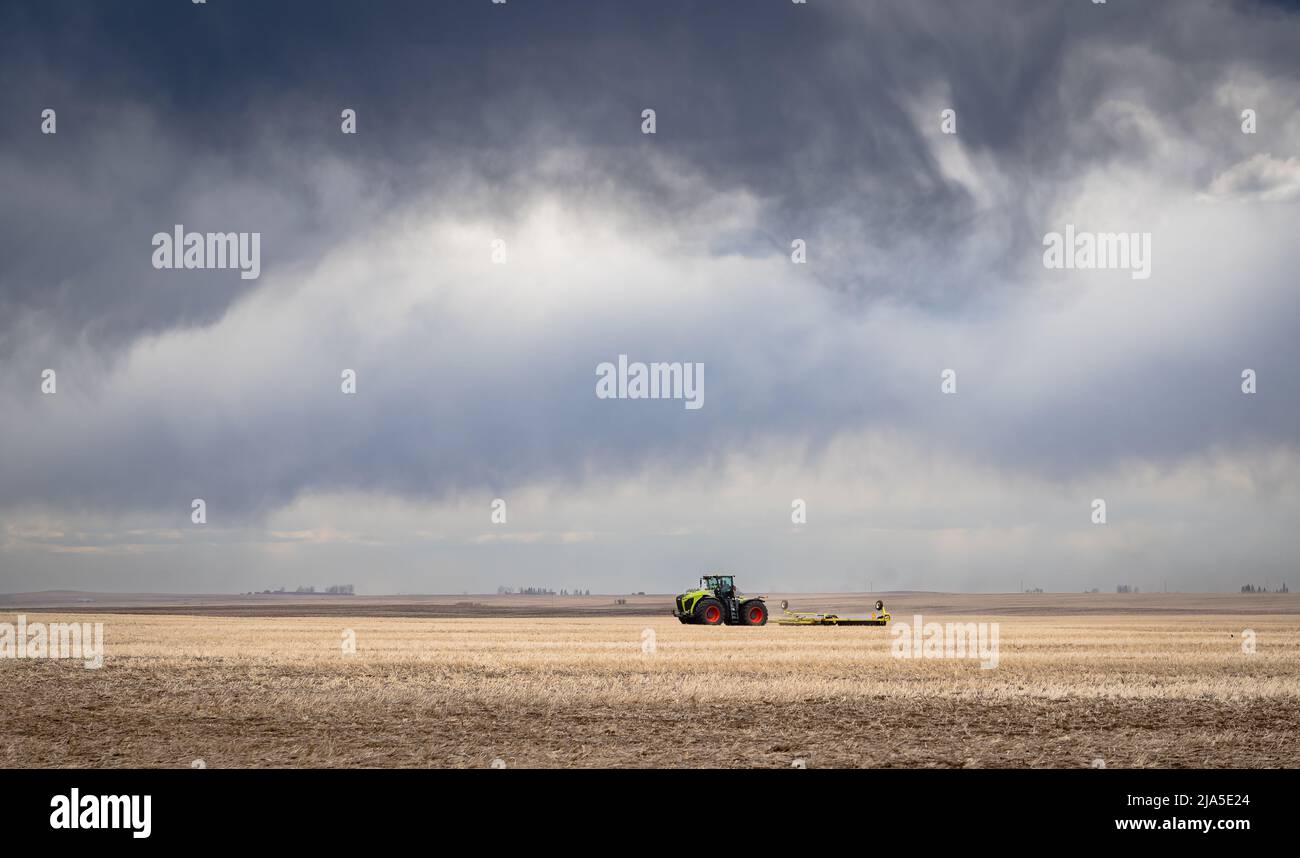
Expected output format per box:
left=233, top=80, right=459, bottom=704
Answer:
left=1, top=1, right=1298, bottom=593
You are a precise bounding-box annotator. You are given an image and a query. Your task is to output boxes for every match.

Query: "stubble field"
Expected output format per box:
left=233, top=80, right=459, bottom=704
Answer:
left=3, top=595, right=1298, bottom=768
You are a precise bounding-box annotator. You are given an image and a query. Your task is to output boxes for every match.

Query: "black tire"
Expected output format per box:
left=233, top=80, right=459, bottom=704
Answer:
left=740, top=600, right=768, bottom=626
left=694, top=597, right=725, bottom=626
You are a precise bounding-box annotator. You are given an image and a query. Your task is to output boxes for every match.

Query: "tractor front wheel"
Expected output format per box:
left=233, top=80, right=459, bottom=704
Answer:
left=694, top=597, right=724, bottom=625
left=741, top=600, right=768, bottom=626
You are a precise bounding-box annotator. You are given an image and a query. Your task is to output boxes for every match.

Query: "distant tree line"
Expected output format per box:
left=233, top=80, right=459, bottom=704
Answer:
left=496, top=586, right=591, bottom=596
left=247, top=584, right=354, bottom=595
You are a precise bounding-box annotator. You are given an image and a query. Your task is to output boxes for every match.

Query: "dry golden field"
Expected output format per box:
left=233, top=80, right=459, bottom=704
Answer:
left=2, top=598, right=1298, bottom=768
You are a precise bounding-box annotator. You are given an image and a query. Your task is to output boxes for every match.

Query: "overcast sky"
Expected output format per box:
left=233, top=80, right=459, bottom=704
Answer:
left=2, top=0, right=1299, bottom=595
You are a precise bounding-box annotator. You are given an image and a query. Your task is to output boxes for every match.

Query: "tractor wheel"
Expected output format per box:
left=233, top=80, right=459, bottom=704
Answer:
left=741, top=600, right=768, bottom=626
left=694, top=597, right=724, bottom=626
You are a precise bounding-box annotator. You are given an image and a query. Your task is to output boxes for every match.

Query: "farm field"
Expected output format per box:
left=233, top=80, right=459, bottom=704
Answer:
left=2, top=594, right=1298, bottom=768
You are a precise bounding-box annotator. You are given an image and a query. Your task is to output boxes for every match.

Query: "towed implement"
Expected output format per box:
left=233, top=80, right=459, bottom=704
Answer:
left=776, top=599, right=891, bottom=626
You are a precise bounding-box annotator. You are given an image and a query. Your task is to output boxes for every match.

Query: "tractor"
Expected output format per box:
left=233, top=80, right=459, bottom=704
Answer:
left=673, top=574, right=768, bottom=626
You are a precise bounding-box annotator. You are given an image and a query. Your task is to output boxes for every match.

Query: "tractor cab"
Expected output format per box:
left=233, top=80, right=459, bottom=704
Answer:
left=701, top=575, right=736, bottom=597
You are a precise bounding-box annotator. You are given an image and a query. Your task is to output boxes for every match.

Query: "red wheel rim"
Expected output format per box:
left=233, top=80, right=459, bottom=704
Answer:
left=705, top=606, right=720, bottom=623
left=749, top=607, right=763, bottom=622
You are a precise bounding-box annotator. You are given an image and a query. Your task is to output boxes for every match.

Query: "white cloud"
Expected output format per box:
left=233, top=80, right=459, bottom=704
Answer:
left=1204, top=153, right=1300, bottom=202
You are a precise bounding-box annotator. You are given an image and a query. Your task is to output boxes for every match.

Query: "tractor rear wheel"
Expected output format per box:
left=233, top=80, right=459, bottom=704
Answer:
left=694, top=597, right=724, bottom=626
left=741, top=600, right=768, bottom=626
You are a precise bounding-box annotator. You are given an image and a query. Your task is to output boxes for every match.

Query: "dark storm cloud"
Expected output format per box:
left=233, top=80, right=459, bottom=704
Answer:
left=1, top=0, right=1299, bottom=523
left=4, top=0, right=1298, bottom=332
left=6, top=0, right=1293, bottom=350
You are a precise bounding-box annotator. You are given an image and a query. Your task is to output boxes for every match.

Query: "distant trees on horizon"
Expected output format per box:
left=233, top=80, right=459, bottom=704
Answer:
left=1240, top=582, right=1289, bottom=593
left=246, top=584, right=355, bottom=595
left=495, top=586, right=592, bottom=596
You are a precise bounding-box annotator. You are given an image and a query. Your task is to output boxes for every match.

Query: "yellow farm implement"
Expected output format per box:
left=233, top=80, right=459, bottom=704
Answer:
left=776, top=599, right=891, bottom=626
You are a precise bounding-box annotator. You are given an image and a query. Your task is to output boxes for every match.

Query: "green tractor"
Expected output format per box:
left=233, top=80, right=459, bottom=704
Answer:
left=673, top=574, right=768, bottom=626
